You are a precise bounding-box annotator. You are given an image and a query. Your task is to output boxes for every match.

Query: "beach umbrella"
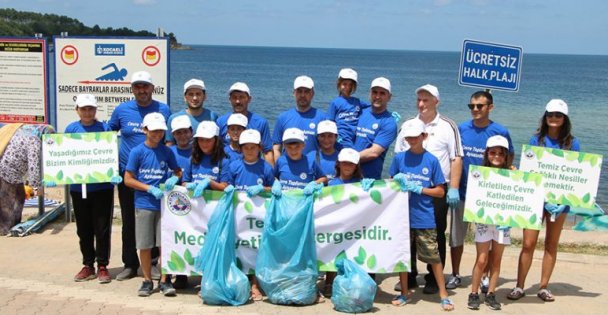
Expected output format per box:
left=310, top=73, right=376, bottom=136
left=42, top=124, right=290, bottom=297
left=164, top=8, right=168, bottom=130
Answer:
left=573, top=215, right=608, bottom=232
left=569, top=203, right=605, bottom=218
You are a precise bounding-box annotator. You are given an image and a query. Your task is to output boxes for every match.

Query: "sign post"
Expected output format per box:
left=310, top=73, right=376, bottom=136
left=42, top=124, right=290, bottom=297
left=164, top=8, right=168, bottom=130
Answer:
left=459, top=39, right=523, bottom=92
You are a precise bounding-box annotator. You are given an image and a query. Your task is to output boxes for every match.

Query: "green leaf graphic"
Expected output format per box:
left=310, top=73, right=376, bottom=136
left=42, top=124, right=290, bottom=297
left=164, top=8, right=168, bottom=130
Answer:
left=170, top=251, right=186, bottom=272
left=514, top=215, right=528, bottom=228
left=56, top=170, right=63, bottom=180
left=335, top=250, right=347, bottom=264
left=484, top=216, right=494, bottom=225
left=389, top=180, right=401, bottom=192
left=582, top=193, right=591, bottom=204
left=236, top=257, right=243, bottom=270
left=552, top=149, right=564, bottom=157
left=370, top=190, right=382, bottom=205
left=529, top=214, right=537, bottom=225
left=366, top=255, right=377, bottom=269
left=349, top=193, right=359, bottom=203
left=463, top=208, right=476, bottom=223
left=354, top=246, right=367, bottom=265
left=589, top=155, right=599, bottom=167
left=244, top=201, right=253, bottom=213
left=184, top=249, right=194, bottom=266
left=373, top=180, right=387, bottom=188
left=331, top=185, right=345, bottom=204
left=497, top=168, right=510, bottom=177
left=167, top=261, right=177, bottom=271
left=476, top=207, right=485, bottom=218
left=392, top=261, right=407, bottom=273
left=106, top=168, right=114, bottom=177
left=70, top=133, right=82, bottom=140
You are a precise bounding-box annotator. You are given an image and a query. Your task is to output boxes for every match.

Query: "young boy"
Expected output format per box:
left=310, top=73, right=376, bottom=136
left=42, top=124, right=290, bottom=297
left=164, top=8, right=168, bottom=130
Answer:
left=388, top=119, right=454, bottom=311
left=224, top=113, right=248, bottom=161
left=307, top=120, right=340, bottom=181
left=124, top=112, right=182, bottom=297
left=64, top=94, right=118, bottom=284
left=275, top=128, right=327, bottom=190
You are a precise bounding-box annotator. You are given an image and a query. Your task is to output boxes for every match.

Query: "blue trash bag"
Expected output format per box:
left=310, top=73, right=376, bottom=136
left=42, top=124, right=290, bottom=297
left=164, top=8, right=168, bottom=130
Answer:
left=193, top=189, right=250, bottom=306
left=331, top=258, right=377, bottom=313
left=255, top=193, right=319, bottom=305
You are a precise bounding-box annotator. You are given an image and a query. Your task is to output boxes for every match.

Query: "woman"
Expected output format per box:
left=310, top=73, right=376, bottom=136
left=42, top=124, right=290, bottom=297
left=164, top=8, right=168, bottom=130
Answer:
left=508, top=99, right=580, bottom=302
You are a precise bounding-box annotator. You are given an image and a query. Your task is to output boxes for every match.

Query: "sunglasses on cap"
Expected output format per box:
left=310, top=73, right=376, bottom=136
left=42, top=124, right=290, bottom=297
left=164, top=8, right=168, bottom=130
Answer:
left=467, top=103, right=488, bottom=110
left=545, top=112, right=565, bottom=118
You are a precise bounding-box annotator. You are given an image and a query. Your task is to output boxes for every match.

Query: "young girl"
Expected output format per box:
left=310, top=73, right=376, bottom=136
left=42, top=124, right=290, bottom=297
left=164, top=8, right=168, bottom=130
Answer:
left=508, top=99, right=580, bottom=302
left=168, top=115, right=193, bottom=169
left=124, top=112, right=182, bottom=297
left=225, top=129, right=275, bottom=301
left=327, top=68, right=369, bottom=148
left=307, top=120, right=340, bottom=181
left=224, top=113, right=248, bottom=161
left=388, top=119, right=454, bottom=311
left=275, top=128, right=327, bottom=190
left=182, top=121, right=230, bottom=194
left=467, top=135, right=512, bottom=310
left=63, top=94, right=117, bottom=284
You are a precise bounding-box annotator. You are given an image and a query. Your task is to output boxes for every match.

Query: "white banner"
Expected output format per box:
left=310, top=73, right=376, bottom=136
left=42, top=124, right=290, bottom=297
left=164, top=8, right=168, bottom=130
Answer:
left=161, top=180, right=410, bottom=275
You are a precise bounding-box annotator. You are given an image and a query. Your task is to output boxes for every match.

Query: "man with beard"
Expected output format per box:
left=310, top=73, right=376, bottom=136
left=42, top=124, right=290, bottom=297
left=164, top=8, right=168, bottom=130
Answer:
left=165, top=79, right=218, bottom=145
left=109, top=71, right=171, bottom=281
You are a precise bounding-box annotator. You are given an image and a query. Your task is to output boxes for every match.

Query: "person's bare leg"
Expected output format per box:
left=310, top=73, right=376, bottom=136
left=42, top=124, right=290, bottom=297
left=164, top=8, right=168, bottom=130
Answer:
left=539, top=212, right=567, bottom=289
left=140, top=249, right=152, bottom=281
left=487, top=241, right=505, bottom=294
left=516, top=228, right=540, bottom=288
left=471, top=241, right=491, bottom=293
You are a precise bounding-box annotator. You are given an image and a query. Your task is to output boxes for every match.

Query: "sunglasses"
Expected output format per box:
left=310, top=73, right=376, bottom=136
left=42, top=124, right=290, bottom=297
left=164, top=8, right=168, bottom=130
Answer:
left=467, top=103, right=488, bottom=110
left=546, top=112, right=565, bottom=118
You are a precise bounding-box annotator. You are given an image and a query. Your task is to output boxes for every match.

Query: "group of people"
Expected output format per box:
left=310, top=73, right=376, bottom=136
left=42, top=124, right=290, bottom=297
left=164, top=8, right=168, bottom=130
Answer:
left=32, top=67, right=577, bottom=311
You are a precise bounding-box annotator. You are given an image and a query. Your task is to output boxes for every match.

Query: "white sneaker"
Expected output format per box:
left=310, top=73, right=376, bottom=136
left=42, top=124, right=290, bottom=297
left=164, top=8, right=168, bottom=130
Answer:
left=445, top=275, right=461, bottom=289
left=481, top=276, right=490, bottom=294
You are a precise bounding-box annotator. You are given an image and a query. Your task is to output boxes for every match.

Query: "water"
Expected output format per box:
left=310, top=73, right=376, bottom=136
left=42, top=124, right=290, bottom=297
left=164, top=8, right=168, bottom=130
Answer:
left=166, top=45, right=607, bottom=208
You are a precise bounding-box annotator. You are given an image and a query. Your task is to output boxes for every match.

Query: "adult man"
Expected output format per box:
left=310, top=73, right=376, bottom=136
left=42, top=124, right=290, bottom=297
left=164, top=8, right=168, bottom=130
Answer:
left=447, top=90, right=514, bottom=290
left=165, top=78, right=218, bottom=145
left=216, top=82, right=274, bottom=165
left=108, top=71, right=171, bottom=281
left=394, top=84, right=463, bottom=294
left=272, top=75, right=326, bottom=162
left=353, top=77, right=397, bottom=179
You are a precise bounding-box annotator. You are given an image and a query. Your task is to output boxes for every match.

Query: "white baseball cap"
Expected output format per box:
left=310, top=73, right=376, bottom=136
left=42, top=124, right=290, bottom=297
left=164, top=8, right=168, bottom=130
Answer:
left=416, top=84, right=440, bottom=101
left=131, top=71, right=153, bottom=85
left=317, top=120, right=338, bottom=135
left=401, top=118, right=426, bottom=138
left=193, top=121, right=219, bottom=138
left=75, top=94, right=97, bottom=108
left=338, top=68, right=358, bottom=83
left=239, top=129, right=261, bottom=145
left=170, top=115, right=191, bottom=132
left=371, top=77, right=391, bottom=93
left=293, top=75, right=314, bottom=89
left=338, top=148, right=360, bottom=164
left=228, top=82, right=250, bottom=96
left=183, top=78, right=205, bottom=93
left=282, top=128, right=306, bottom=144
left=545, top=99, right=568, bottom=116
left=142, top=112, right=167, bottom=131
left=227, top=113, right=248, bottom=128
left=486, top=135, right=509, bottom=149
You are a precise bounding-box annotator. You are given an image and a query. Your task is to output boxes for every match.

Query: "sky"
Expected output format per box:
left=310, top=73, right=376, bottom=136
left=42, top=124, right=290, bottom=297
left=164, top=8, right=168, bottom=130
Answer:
left=2, top=0, right=607, bottom=55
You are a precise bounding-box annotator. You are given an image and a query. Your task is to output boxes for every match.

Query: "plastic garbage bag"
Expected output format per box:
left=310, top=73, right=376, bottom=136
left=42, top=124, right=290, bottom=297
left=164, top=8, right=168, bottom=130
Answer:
left=193, top=189, right=250, bottom=306
left=256, top=193, right=318, bottom=305
left=331, top=258, right=377, bottom=313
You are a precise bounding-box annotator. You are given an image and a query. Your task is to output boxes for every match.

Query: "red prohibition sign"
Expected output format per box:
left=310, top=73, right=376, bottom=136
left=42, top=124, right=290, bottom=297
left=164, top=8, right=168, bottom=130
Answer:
left=142, top=46, right=161, bottom=66
left=60, top=45, right=79, bottom=65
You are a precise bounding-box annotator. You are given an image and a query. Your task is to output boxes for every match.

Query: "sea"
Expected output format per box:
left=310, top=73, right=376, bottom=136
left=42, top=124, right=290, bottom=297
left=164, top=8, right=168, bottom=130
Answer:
left=166, top=45, right=607, bottom=209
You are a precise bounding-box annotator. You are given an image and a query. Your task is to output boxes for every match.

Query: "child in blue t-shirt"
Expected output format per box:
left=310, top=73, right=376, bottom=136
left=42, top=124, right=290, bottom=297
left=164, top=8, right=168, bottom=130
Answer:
left=62, top=94, right=118, bottom=284
left=168, top=115, right=193, bottom=174
left=124, top=112, right=182, bottom=298
left=275, top=128, right=327, bottom=190
left=307, top=120, right=340, bottom=181
left=183, top=121, right=230, bottom=194
left=224, top=113, right=248, bottom=161
left=327, top=68, right=369, bottom=148
left=388, top=119, right=454, bottom=311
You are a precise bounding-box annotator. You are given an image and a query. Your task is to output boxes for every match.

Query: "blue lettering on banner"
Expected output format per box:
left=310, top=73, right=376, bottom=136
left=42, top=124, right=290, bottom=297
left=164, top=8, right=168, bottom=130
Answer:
left=94, top=44, right=125, bottom=56
left=458, top=40, right=523, bottom=92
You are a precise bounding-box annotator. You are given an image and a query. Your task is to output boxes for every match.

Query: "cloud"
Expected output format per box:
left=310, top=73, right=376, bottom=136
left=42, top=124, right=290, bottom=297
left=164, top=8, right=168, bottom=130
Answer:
left=133, top=0, right=156, bottom=5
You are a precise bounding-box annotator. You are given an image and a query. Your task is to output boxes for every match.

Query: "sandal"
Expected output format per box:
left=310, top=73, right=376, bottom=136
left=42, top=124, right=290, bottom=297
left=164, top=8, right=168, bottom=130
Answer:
left=322, top=283, right=333, bottom=298
left=440, top=298, right=454, bottom=311
left=507, top=287, right=526, bottom=300
left=537, top=289, right=555, bottom=302
left=391, top=294, right=409, bottom=307
left=316, top=291, right=326, bottom=303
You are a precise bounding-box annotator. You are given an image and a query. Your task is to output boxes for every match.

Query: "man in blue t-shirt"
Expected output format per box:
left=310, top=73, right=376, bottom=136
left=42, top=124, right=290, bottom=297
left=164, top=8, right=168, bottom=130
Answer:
left=166, top=78, right=218, bottom=145
left=445, top=90, right=514, bottom=291
left=353, top=77, right=398, bottom=179
left=216, top=82, right=274, bottom=166
left=272, top=75, right=326, bottom=162
left=108, top=71, right=171, bottom=281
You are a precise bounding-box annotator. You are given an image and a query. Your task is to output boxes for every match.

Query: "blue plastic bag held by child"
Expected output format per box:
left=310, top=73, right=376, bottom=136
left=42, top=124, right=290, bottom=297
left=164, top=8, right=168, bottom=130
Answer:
left=255, top=193, right=319, bottom=305
left=193, top=188, right=250, bottom=305
left=331, top=258, right=377, bottom=313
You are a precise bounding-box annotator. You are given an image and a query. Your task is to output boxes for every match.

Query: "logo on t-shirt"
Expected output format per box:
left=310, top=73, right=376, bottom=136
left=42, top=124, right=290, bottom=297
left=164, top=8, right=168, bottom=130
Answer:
left=422, top=167, right=429, bottom=175
left=166, top=191, right=191, bottom=216
left=372, top=123, right=378, bottom=130
left=160, top=161, right=167, bottom=169
left=309, top=123, right=316, bottom=129
left=212, top=166, right=219, bottom=174
left=256, top=178, right=263, bottom=185
left=300, top=172, right=308, bottom=180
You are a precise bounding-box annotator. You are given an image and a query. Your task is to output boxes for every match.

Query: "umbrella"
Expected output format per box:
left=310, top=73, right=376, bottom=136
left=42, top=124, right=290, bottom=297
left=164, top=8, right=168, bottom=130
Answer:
left=573, top=214, right=608, bottom=232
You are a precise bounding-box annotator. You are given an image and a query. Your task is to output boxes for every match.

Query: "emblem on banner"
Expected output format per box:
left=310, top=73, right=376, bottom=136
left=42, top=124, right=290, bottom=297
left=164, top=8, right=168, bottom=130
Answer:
left=166, top=191, right=192, bottom=216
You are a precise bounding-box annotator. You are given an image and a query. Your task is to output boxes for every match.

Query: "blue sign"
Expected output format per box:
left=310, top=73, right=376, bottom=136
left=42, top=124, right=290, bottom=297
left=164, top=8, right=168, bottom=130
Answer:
left=459, top=40, right=523, bottom=92
left=94, top=43, right=125, bottom=56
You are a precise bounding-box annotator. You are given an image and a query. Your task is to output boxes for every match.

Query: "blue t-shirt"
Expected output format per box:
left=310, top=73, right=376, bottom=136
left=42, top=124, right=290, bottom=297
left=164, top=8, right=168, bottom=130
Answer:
left=529, top=135, right=580, bottom=151
left=353, top=109, right=397, bottom=179
left=108, top=100, right=171, bottom=172
left=328, top=177, right=360, bottom=186
left=458, top=120, right=514, bottom=199
left=389, top=150, right=446, bottom=229
left=126, top=143, right=179, bottom=211
left=182, top=155, right=230, bottom=183
left=165, top=109, right=218, bottom=142
left=274, top=154, right=323, bottom=190
left=169, top=145, right=192, bottom=182
left=272, top=107, right=326, bottom=155
left=217, top=111, right=273, bottom=153
left=327, top=95, right=369, bottom=148
left=306, top=150, right=338, bottom=181
left=226, top=159, right=275, bottom=191
left=64, top=120, right=113, bottom=193
left=224, top=144, right=243, bottom=161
